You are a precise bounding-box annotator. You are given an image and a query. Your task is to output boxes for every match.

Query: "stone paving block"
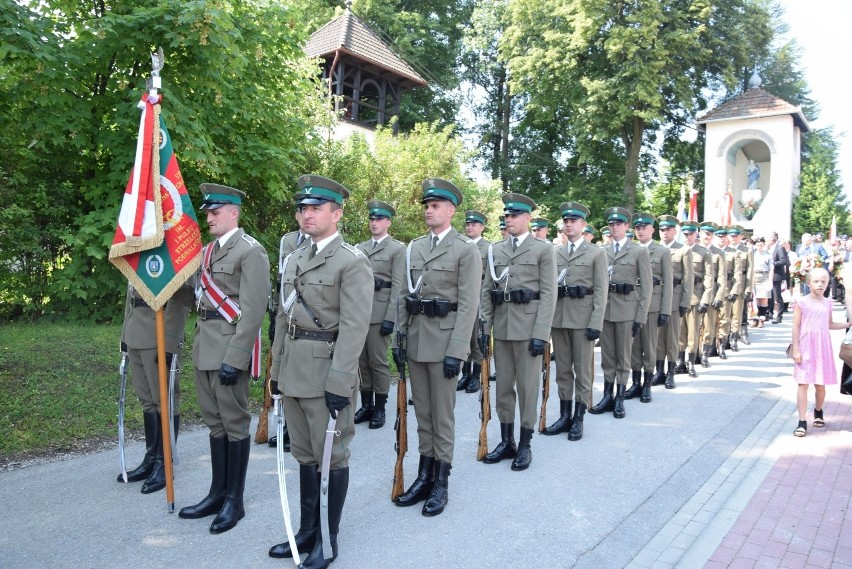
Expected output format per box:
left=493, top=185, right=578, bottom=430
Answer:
left=806, top=548, right=834, bottom=569
left=779, top=550, right=808, bottom=569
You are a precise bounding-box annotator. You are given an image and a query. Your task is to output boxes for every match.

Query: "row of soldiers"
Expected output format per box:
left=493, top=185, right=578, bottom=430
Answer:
left=117, top=174, right=755, bottom=569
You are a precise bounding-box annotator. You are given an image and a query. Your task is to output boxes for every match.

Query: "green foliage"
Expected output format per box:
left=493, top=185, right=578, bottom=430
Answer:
left=793, top=128, right=850, bottom=241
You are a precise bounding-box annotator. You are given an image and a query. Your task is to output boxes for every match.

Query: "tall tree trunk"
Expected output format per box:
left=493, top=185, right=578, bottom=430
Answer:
left=621, top=117, right=644, bottom=212
left=501, top=78, right=511, bottom=193
left=492, top=68, right=504, bottom=182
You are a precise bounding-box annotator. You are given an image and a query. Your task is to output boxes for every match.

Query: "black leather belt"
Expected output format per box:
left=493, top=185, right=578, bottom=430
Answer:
left=405, top=295, right=458, bottom=317
left=490, top=289, right=541, bottom=305
left=130, top=297, right=149, bottom=308
left=638, top=277, right=661, bottom=286
left=673, top=278, right=683, bottom=285
left=557, top=285, right=591, bottom=299
left=198, top=307, right=226, bottom=320
left=694, top=276, right=703, bottom=285
left=609, top=283, right=635, bottom=294
left=288, top=325, right=338, bottom=341
left=374, top=277, right=393, bottom=291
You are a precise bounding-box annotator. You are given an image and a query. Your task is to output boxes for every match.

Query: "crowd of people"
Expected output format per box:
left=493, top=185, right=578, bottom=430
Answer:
left=117, top=177, right=846, bottom=568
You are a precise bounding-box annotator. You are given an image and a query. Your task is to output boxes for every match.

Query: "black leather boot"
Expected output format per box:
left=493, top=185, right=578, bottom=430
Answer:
left=456, top=360, right=471, bottom=391
left=422, top=461, right=451, bottom=517
left=589, top=382, right=615, bottom=414
left=718, top=337, right=728, bottom=360
left=394, top=455, right=435, bottom=507
left=651, top=360, right=666, bottom=385
left=465, top=363, right=481, bottom=393
left=142, top=414, right=180, bottom=494
left=119, top=410, right=158, bottom=483
left=687, top=353, right=698, bottom=377
left=740, top=325, right=751, bottom=345
left=543, top=399, right=573, bottom=435
left=613, top=384, right=626, bottom=419
left=701, top=345, right=711, bottom=368
left=640, top=371, right=653, bottom=403
left=568, top=402, right=586, bottom=441
left=300, top=467, right=348, bottom=568
left=511, top=428, right=533, bottom=471
left=210, top=436, right=250, bottom=534
left=353, top=391, right=374, bottom=424
left=484, top=423, right=516, bottom=463
left=179, top=435, right=228, bottom=519
left=624, top=370, right=642, bottom=399
left=674, top=351, right=688, bottom=375
left=268, top=421, right=291, bottom=452
left=723, top=335, right=732, bottom=350
left=730, top=332, right=739, bottom=352
left=369, top=394, right=387, bottom=429
left=665, top=361, right=676, bottom=389
left=269, top=464, right=319, bottom=558
left=708, top=341, right=719, bottom=357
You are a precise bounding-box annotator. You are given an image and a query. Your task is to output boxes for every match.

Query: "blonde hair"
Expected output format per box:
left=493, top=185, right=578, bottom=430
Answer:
left=807, top=267, right=829, bottom=283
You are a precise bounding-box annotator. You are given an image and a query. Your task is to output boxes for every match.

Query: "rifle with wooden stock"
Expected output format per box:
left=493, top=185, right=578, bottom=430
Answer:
left=476, top=323, right=491, bottom=461
left=538, top=341, right=551, bottom=433
left=391, top=330, right=408, bottom=501
left=254, top=349, right=274, bottom=444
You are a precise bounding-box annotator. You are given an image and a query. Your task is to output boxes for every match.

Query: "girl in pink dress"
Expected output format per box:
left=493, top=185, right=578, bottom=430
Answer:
left=790, top=268, right=846, bottom=436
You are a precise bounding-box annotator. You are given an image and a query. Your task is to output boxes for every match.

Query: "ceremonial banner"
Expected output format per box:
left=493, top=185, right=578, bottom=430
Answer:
left=688, top=184, right=699, bottom=222
left=109, top=95, right=201, bottom=310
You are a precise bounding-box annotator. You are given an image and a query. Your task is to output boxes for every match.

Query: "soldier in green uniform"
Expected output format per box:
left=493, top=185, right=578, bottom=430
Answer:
left=481, top=193, right=556, bottom=469
left=731, top=225, right=754, bottom=347
left=589, top=207, right=652, bottom=419
left=599, top=226, right=612, bottom=247
left=715, top=226, right=741, bottom=359
left=543, top=202, right=607, bottom=441
left=352, top=200, right=405, bottom=430
left=393, top=178, right=481, bottom=517
left=457, top=210, right=490, bottom=394
left=655, top=215, right=693, bottom=389
left=678, top=221, right=714, bottom=377
left=267, top=208, right=309, bottom=450
left=267, top=175, right=373, bottom=566
left=499, top=216, right=508, bottom=240
left=531, top=217, right=550, bottom=241
left=699, top=222, right=727, bottom=367
left=118, top=280, right=193, bottom=493
left=179, top=184, right=269, bottom=534
left=583, top=225, right=595, bottom=244
left=626, top=212, right=673, bottom=403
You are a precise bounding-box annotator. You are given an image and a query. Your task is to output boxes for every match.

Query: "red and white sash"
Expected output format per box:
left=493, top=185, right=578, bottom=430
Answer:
left=200, top=242, right=262, bottom=377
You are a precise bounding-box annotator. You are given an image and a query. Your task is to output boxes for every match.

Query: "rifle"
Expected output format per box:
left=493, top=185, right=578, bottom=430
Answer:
left=254, top=349, right=274, bottom=444
left=538, top=340, right=551, bottom=433
left=391, top=330, right=408, bottom=501
left=476, top=327, right=491, bottom=461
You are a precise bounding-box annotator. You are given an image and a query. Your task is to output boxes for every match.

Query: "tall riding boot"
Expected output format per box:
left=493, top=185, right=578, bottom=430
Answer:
left=210, top=436, right=250, bottom=534
left=640, top=371, right=653, bottom=403
left=740, top=324, right=751, bottom=345
left=613, top=384, right=626, bottom=419
left=718, top=337, right=728, bottom=360
left=369, top=394, right=387, bottom=429
left=269, top=464, right=320, bottom=558
left=723, top=334, right=732, bottom=350
left=394, top=455, right=435, bottom=506
left=543, top=399, right=573, bottom=435
left=422, top=461, right=451, bottom=517
left=511, top=428, right=534, bottom=471
left=353, top=391, right=374, bottom=424
left=708, top=340, right=719, bottom=357
left=465, top=363, right=482, bottom=393
left=484, top=423, right=516, bottom=463
left=687, top=353, right=698, bottom=377
left=730, top=332, right=739, bottom=352
left=568, top=401, right=586, bottom=441
left=456, top=360, right=472, bottom=391
left=179, top=435, right=228, bottom=519
left=665, top=361, right=676, bottom=389
left=624, top=370, right=642, bottom=399
left=119, top=410, right=159, bottom=483
left=589, top=382, right=615, bottom=414
left=674, top=351, right=688, bottom=375
left=142, top=414, right=180, bottom=494
left=701, top=345, right=711, bottom=368
left=300, top=467, right=349, bottom=568
left=651, top=360, right=666, bottom=386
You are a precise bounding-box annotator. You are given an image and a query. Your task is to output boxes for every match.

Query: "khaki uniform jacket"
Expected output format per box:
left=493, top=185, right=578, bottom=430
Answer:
left=270, top=230, right=308, bottom=314
left=356, top=236, right=406, bottom=325
left=481, top=236, right=557, bottom=342
left=193, top=229, right=269, bottom=371
left=474, top=237, right=490, bottom=278
left=122, top=280, right=194, bottom=352
left=400, top=230, right=482, bottom=362
left=724, top=246, right=744, bottom=296
left=667, top=242, right=694, bottom=312
left=604, top=240, right=653, bottom=323
left=689, top=244, right=715, bottom=306
left=738, top=243, right=754, bottom=293
left=644, top=242, right=674, bottom=316
left=271, top=235, right=373, bottom=399
left=708, top=245, right=728, bottom=303
left=551, top=240, right=608, bottom=331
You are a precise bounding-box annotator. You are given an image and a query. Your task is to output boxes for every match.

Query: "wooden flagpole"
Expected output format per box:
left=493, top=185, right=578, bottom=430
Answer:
left=156, top=309, right=176, bottom=512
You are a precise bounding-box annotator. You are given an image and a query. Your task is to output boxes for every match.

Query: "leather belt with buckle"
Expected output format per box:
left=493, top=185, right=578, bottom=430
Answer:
left=130, top=297, right=150, bottom=308
left=287, top=324, right=338, bottom=342
left=198, top=307, right=226, bottom=320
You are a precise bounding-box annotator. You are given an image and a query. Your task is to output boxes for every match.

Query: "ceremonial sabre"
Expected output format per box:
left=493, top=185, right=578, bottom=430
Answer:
left=118, top=345, right=129, bottom=483
left=167, top=351, right=179, bottom=465
left=274, top=394, right=300, bottom=566
left=320, top=415, right=339, bottom=560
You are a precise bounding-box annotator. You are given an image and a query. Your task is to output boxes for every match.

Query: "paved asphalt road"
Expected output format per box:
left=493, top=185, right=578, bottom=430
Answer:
left=0, top=316, right=807, bottom=569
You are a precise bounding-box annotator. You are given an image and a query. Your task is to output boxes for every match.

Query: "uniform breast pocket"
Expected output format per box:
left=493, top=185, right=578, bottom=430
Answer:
left=429, top=261, right=455, bottom=289
left=213, top=263, right=236, bottom=292
left=305, top=273, right=336, bottom=306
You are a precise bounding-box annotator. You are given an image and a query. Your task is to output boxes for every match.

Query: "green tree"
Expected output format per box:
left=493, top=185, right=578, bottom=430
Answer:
left=793, top=128, right=850, bottom=241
